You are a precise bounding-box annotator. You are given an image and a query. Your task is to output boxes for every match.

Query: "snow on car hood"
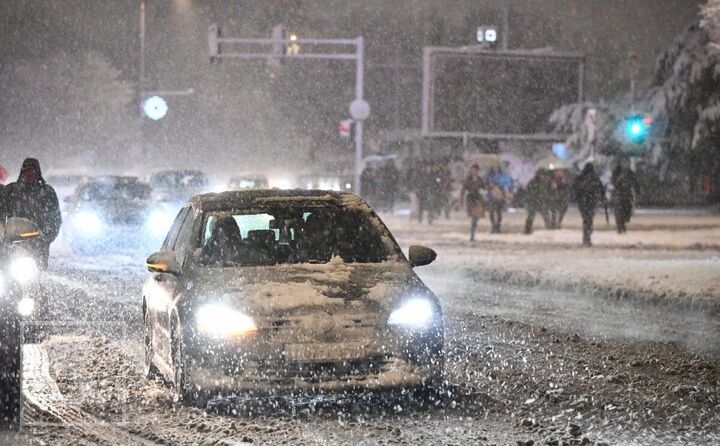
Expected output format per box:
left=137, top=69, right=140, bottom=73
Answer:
left=188, top=257, right=426, bottom=316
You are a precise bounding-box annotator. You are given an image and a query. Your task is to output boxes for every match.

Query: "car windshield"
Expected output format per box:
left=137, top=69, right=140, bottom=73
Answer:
left=79, top=179, right=151, bottom=201
left=197, top=205, right=397, bottom=266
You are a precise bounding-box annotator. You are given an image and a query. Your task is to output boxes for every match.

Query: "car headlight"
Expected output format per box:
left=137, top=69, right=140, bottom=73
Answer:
left=74, top=211, right=103, bottom=236
left=147, top=210, right=174, bottom=236
left=18, top=297, right=35, bottom=316
left=388, top=298, right=435, bottom=329
left=196, top=304, right=258, bottom=338
left=10, top=257, right=39, bottom=284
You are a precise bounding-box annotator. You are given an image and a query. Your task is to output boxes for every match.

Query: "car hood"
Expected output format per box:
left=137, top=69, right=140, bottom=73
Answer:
left=185, top=259, right=429, bottom=317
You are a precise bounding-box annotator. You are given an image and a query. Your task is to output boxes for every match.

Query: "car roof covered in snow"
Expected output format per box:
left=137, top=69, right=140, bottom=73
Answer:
left=189, top=189, right=364, bottom=212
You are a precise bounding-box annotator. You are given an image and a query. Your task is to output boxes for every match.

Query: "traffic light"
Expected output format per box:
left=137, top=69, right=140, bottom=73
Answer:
left=623, top=114, right=652, bottom=145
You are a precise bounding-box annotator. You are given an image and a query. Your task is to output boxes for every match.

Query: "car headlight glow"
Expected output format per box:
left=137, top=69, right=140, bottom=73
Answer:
left=74, top=211, right=103, bottom=236
left=18, top=297, right=35, bottom=316
left=388, top=298, right=435, bottom=329
left=196, top=304, right=258, bottom=338
left=147, top=210, right=174, bottom=236
left=10, top=257, right=39, bottom=284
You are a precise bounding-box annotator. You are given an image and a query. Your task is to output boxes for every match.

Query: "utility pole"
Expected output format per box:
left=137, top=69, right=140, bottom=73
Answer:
left=501, top=8, right=510, bottom=51
left=628, top=51, right=640, bottom=102
left=139, top=0, right=146, bottom=102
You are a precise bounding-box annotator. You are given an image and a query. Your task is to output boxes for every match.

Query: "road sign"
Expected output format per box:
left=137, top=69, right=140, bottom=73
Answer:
left=339, top=119, right=352, bottom=138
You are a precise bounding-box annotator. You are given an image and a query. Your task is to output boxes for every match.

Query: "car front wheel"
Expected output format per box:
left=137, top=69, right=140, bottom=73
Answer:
left=172, top=322, right=205, bottom=406
left=143, top=309, right=161, bottom=380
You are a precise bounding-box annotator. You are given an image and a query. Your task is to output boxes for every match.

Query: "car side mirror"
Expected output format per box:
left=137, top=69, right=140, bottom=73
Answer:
left=3, top=217, right=41, bottom=243
left=408, top=245, right=437, bottom=268
left=146, top=251, right=181, bottom=276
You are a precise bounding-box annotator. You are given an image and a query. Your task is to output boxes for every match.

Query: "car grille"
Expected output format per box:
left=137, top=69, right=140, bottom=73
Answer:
left=258, top=313, right=380, bottom=344
left=237, top=355, right=395, bottom=383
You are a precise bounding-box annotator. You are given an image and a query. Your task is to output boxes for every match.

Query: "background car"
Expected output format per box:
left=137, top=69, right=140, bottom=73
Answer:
left=44, top=171, right=90, bottom=210
left=142, top=190, right=444, bottom=405
left=64, top=176, right=172, bottom=253
left=227, top=174, right=269, bottom=190
left=149, top=169, right=210, bottom=202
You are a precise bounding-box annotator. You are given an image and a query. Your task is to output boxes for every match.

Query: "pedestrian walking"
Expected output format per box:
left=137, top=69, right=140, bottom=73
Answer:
left=360, top=165, right=378, bottom=206
left=460, top=164, right=486, bottom=241
left=524, top=169, right=552, bottom=234
left=572, top=162, right=606, bottom=246
left=486, top=167, right=512, bottom=233
left=611, top=157, right=638, bottom=233
left=377, top=159, right=400, bottom=212
left=548, top=168, right=571, bottom=229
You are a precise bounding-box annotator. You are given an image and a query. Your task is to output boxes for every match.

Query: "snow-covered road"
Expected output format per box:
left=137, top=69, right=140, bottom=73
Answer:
left=16, top=212, right=720, bottom=445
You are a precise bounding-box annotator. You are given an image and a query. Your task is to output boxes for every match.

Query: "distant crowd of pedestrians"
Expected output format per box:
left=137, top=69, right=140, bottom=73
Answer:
left=361, top=156, right=638, bottom=247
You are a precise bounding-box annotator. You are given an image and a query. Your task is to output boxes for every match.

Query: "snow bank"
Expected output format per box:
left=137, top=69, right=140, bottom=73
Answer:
left=382, top=209, right=720, bottom=313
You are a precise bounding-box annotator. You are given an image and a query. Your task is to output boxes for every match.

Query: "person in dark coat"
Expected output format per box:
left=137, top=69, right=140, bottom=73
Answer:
left=0, top=158, right=62, bottom=267
left=524, top=169, right=552, bottom=234
left=611, top=157, right=638, bottom=234
left=460, top=164, right=486, bottom=241
left=548, top=169, right=571, bottom=229
left=360, top=165, right=378, bottom=206
left=572, top=162, right=606, bottom=246
left=377, top=159, right=400, bottom=212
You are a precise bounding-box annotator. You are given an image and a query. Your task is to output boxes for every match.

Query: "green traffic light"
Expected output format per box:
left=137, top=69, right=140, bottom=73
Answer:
left=624, top=116, right=649, bottom=144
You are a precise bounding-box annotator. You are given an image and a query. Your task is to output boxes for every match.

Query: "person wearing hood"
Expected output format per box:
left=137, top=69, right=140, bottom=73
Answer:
left=611, top=157, right=638, bottom=234
left=0, top=158, right=62, bottom=267
left=572, top=162, right=606, bottom=246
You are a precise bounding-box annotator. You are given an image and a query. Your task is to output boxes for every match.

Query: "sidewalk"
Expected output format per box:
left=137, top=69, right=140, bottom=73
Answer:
left=383, top=208, right=720, bottom=312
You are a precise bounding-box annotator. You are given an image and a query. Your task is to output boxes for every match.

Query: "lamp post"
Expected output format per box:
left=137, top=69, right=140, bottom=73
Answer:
left=350, top=37, right=370, bottom=196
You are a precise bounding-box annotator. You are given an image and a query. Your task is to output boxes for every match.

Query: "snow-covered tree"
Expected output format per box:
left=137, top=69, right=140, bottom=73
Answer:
left=649, top=23, right=717, bottom=147
left=549, top=10, right=720, bottom=204
left=0, top=51, right=142, bottom=170
left=703, top=0, right=720, bottom=47
left=547, top=100, right=627, bottom=161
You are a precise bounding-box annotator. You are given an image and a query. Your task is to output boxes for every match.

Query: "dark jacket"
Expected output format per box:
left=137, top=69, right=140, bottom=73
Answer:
left=0, top=159, right=62, bottom=244
left=572, top=163, right=605, bottom=212
left=525, top=171, right=552, bottom=210
left=611, top=165, right=638, bottom=201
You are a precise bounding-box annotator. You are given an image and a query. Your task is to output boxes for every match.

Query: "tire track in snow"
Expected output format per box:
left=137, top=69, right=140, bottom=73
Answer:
left=23, top=344, right=160, bottom=446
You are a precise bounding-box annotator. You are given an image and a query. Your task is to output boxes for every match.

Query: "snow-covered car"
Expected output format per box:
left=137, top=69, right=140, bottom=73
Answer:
left=0, top=217, right=43, bottom=429
left=64, top=176, right=173, bottom=253
left=142, top=190, right=444, bottom=404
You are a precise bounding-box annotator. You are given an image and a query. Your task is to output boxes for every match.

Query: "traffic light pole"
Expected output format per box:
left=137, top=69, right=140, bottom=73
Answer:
left=208, top=26, right=368, bottom=195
